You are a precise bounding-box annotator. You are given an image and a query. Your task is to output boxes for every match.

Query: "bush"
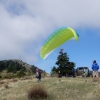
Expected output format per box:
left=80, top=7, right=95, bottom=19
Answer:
left=28, top=85, right=48, bottom=100
left=16, top=69, right=26, bottom=78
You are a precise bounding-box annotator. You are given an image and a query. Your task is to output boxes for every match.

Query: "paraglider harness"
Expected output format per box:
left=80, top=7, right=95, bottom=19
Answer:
left=36, top=70, right=39, bottom=78
left=36, top=73, right=39, bottom=78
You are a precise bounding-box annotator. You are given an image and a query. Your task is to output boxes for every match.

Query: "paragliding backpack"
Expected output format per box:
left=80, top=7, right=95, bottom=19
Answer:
left=36, top=72, right=39, bottom=78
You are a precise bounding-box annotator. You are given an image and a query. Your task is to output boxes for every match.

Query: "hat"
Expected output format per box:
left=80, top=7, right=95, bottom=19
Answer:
left=93, top=60, right=96, bottom=63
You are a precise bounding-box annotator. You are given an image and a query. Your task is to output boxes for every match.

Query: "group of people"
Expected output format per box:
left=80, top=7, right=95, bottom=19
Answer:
left=35, top=60, right=99, bottom=83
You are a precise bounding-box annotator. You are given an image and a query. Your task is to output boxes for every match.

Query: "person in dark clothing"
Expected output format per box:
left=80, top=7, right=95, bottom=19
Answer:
left=38, top=70, right=41, bottom=82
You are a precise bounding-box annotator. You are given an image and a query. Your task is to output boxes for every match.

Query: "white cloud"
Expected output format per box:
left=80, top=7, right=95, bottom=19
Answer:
left=0, top=0, right=100, bottom=64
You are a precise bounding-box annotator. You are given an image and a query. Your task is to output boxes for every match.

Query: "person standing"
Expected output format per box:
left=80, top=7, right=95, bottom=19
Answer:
left=92, top=60, right=99, bottom=82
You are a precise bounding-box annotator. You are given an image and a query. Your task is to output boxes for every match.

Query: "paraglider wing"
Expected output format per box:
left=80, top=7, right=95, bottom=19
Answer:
left=40, top=27, right=79, bottom=59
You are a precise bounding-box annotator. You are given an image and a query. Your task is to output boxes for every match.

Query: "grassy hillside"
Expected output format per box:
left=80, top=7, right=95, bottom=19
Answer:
left=0, top=59, right=43, bottom=79
left=0, top=76, right=100, bottom=100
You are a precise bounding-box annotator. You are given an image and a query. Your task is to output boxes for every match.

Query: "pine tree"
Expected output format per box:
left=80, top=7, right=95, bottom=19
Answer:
left=52, top=66, right=57, bottom=72
left=56, top=49, right=75, bottom=76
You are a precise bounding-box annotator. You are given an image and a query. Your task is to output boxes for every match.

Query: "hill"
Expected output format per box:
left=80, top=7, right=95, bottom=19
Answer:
left=0, top=59, right=43, bottom=79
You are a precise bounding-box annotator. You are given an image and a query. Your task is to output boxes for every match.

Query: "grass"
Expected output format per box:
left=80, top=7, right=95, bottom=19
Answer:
left=0, top=76, right=100, bottom=100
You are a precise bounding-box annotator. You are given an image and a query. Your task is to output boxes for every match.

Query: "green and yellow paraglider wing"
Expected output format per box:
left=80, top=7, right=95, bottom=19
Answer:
left=40, top=27, right=79, bottom=59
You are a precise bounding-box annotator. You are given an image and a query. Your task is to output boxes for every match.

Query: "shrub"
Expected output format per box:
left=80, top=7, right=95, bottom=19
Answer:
left=28, top=85, right=48, bottom=100
left=16, top=69, right=26, bottom=78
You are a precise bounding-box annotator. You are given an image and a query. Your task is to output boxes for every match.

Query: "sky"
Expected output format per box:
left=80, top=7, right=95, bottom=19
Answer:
left=0, top=0, right=100, bottom=73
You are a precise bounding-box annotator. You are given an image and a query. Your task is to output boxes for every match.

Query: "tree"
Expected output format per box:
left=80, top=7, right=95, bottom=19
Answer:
left=56, top=49, right=75, bottom=76
left=51, top=66, right=57, bottom=72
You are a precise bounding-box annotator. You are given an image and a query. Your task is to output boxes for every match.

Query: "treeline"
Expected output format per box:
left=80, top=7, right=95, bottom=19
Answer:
left=0, top=60, right=26, bottom=73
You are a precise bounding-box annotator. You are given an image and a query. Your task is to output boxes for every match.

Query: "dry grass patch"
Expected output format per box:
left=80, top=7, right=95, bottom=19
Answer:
left=20, top=76, right=33, bottom=81
left=12, top=79, right=18, bottom=82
